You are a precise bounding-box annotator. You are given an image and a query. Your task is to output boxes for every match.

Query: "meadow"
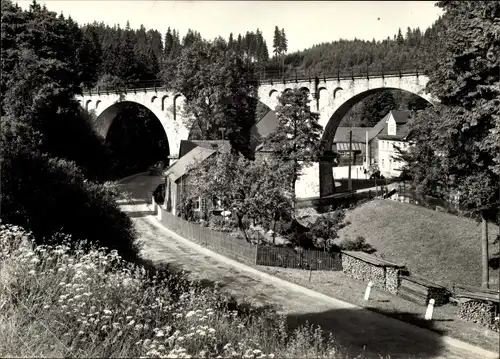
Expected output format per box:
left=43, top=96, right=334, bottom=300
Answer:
left=0, top=223, right=354, bottom=359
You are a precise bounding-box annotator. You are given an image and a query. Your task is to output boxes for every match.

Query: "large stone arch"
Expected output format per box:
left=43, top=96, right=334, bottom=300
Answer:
left=318, top=85, right=434, bottom=197
left=92, top=100, right=182, bottom=157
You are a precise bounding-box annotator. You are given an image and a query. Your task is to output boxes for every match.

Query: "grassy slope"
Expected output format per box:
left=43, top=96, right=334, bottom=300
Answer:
left=338, top=199, right=499, bottom=289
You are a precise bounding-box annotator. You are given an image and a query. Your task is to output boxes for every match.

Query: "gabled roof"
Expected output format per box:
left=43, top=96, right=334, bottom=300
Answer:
left=178, top=140, right=231, bottom=159
left=368, top=112, right=391, bottom=139
left=334, top=127, right=369, bottom=143
left=375, top=110, right=411, bottom=140
left=390, top=110, right=409, bottom=124
left=250, top=110, right=278, bottom=150
left=164, top=146, right=215, bottom=182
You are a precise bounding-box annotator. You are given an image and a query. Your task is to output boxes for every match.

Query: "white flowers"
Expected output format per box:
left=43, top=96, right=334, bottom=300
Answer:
left=185, top=310, right=195, bottom=318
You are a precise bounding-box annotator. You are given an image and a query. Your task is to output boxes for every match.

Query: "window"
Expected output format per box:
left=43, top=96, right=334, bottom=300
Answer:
left=201, top=198, right=207, bottom=212
left=389, top=159, right=392, bottom=170
left=381, top=159, right=385, bottom=168
left=388, top=123, right=396, bottom=136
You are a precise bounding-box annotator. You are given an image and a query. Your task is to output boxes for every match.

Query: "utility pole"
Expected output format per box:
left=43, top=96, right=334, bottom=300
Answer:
left=348, top=130, right=353, bottom=191
left=219, top=127, right=226, bottom=140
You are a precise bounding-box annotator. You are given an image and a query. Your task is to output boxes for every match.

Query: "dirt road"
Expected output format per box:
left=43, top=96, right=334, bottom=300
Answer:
left=118, top=175, right=499, bottom=359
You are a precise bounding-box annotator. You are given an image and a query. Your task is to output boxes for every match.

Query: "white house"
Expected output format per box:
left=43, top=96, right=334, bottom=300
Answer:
left=376, top=110, right=412, bottom=178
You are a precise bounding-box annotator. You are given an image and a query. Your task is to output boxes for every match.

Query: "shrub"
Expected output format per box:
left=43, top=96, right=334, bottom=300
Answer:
left=0, top=147, right=138, bottom=261
left=0, top=223, right=353, bottom=359
left=339, top=236, right=376, bottom=254
left=308, top=210, right=349, bottom=250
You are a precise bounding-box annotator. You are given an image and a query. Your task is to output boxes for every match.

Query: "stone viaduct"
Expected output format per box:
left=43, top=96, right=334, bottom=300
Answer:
left=76, top=71, right=430, bottom=199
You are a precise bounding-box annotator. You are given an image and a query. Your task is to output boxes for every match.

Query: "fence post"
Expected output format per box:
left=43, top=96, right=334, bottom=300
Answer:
left=254, top=242, right=259, bottom=265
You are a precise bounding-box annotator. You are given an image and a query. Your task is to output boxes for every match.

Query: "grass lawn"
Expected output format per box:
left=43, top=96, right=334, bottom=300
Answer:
left=257, top=265, right=499, bottom=352
left=336, top=199, right=499, bottom=289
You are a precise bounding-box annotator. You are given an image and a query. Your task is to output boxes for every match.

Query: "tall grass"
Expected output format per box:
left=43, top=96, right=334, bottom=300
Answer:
left=0, top=223, right=356, bottom=358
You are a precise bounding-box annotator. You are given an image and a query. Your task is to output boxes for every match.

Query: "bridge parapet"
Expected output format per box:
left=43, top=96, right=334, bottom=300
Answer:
left=81, top=67, right=423, bottom=95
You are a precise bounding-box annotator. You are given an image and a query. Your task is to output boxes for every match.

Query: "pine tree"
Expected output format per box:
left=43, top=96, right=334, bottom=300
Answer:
left=280, top=28, right=288, bottom=54
left=164, top=27, right=174, bottom=58
left=396, top=27, right=404, bottom=45
left=265, top=89, right=323, bottom=212
left=236, top=33, right=243, bottom=57
left=228, top=32, right=234, bottom=52
left=273, top=26, right=281, bottom=59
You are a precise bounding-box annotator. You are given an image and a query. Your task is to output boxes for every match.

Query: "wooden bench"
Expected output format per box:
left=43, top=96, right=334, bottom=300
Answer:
left=398, top=275, right=450, bottom=306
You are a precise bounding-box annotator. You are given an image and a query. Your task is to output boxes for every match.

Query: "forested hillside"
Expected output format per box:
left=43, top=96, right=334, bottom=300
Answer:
left=74, top=13, right=443, bottom=88
left=279, top=20, right=444, bottom=76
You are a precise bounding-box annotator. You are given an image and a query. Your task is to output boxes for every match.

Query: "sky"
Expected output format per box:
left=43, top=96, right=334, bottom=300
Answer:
left=16, top=1, right=443, bottom=53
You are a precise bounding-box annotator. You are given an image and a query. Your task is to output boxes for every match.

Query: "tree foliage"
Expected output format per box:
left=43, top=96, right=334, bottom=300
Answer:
left=398, top=1, right=499, bottom=287
left=265, top=89, right=323, bottom=208
left=0, top=0, right=137, bottom=258
left=185, top=151, right=293, bottom=242
left=163, top=39, right=258, bottom=157
left=359, top=91, right=397, bottom=127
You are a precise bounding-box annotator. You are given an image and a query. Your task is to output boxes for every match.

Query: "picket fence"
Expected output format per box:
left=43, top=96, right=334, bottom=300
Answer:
left=159, top=208, right=341, bottom=270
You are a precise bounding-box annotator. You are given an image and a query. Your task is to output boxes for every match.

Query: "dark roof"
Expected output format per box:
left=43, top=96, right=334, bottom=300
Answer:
left=333, top=127, right=368, bottom=143
left=179, top=140, right=230, bottom=159
left=164, top=146, right=215, bottom=182
left=334, top=142, right=365, bottom=151
left=390, top=110, right=410, bottom=124
left=341, top=250, right=405, bottom=268
left=368, top=114, right=390, bottom=139
left=250, top=110, right=278, bottom=150
left=376, top=134, right=408, bottom=141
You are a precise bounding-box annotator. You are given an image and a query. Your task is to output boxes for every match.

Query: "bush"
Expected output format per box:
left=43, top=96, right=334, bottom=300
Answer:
left=308, top=210, right=349, bottom=250
left=288, top=231, right=315, bottom=250
left=0, top=224, right=352, bottom=359
left=339, top=236, right=376, bottom=254
left=0, top=148, right=138, bottom=261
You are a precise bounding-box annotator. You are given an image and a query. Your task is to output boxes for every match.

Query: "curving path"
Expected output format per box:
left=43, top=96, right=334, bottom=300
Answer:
left=117, top=174, right=499, bottom=359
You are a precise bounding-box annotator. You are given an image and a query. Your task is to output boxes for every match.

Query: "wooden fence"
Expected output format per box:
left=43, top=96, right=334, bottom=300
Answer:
left=159, top=207, right=341, bottom=270
left=256, top=245, right=341, bottom=270
left=160, top=209, right=257, bottom=265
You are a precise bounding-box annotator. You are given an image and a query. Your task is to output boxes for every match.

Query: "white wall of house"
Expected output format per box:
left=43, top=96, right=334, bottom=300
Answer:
left=378, top=139, right=410, bottom=177
left=332, top=165, right=367, bottom=179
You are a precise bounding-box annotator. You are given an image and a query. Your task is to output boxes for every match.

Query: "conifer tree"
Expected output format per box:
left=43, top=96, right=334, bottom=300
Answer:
left=273, top=25, right=281, bottom=59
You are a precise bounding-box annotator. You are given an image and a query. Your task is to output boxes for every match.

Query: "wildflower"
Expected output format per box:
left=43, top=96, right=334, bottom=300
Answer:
left=30, top=258, right=40, bottom=264
left=43, top=305, right=50, bottom=309
left=155, top=330, right=165, bottom=337
left=223, top=343, right=231, bottom=350
left=208, top=328, right=216, bottom=334
left=186, top=311, right=195, bottom=318
left=103, top=309, right=112, bottom=315
left=28, top=270, right=36, bottom=275
left=127, top=320, right=136, bottom=326
left=268, top=355, right=275, bottom=358
left=177, top=336, right=185, bottom=342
